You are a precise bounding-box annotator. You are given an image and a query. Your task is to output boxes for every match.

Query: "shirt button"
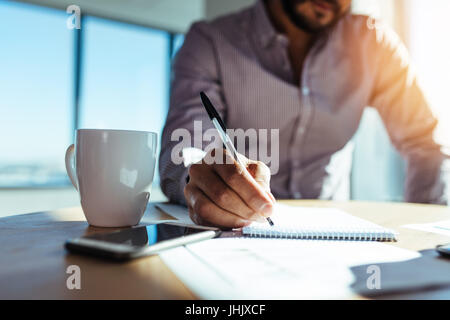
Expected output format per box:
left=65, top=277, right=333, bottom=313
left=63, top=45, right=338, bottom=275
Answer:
left=276, top=34, right=288, bottom=45
left=293, top=192, right=302, bottom=199
left=298, top=127, right=305, bottom=135
left=302, top=86, right=310, bottom=96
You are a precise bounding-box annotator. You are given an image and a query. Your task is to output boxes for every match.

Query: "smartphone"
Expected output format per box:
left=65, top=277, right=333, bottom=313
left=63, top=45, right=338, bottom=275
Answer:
left=436, top=243, right=450, bottom=258
left=65, top=222, right=221, bottom=261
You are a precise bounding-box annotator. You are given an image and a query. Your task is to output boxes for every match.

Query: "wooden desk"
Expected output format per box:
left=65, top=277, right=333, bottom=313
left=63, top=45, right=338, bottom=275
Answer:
left=1, top=201, right=449, bottom=299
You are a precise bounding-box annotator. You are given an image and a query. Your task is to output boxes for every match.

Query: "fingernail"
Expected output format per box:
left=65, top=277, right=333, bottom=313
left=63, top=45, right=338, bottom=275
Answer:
left=253, top=215, right=267, bottom=223
left=259, top=202, right=273, bottom=217
left=269, top=192, right=276, bottom=202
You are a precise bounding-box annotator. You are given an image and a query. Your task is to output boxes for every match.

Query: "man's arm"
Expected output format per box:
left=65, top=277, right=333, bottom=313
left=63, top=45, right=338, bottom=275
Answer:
left=368, top=22, right=449, bottom=204
left=159, top=22, right=226, bottom=205
left=159, top=22, right=274, bottom=227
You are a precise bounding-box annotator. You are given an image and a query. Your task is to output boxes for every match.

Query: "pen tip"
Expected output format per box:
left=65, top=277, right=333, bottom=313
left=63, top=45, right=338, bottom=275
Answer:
left=267, top=217, right=274, bottom=226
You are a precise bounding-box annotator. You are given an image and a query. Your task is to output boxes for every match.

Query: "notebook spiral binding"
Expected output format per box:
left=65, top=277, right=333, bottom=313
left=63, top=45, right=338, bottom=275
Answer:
left=244, top=227, right=397, bottom=242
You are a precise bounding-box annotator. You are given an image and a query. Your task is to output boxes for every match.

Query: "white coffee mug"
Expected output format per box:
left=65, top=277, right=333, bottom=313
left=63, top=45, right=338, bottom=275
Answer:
left=65, top=129, right=157, bottom=227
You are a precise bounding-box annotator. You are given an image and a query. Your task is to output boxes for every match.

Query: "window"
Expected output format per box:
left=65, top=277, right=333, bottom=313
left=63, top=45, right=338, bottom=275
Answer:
left=0, top=1, right=73, bottom=187
left=0, top=1, right=182, bottom=188
left=79, top=17, right=174, bottom=183
left=409, top=0, right=450, bottom=148
left=351, top=0, right=405, bottom=201
left=80, top=17, right=170, bottom=135
left=171, top=34, right=185, bottom=58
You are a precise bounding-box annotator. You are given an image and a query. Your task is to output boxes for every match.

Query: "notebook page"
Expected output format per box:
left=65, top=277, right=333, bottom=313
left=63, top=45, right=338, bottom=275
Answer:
left=403, top=219, right=450, bottom=237
left=243, top=203, right=395, bottom=238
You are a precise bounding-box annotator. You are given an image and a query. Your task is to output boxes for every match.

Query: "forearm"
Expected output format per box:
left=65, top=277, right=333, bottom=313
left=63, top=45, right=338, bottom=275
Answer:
left=158, top=101, right=209, bottom=205
left=158, top=21, right=226, bottom=204
left=159, top=145, right=190, bottom=205
left=405, top=150, right=450, bottom=205
left=158, top=105, right=217, bottom=204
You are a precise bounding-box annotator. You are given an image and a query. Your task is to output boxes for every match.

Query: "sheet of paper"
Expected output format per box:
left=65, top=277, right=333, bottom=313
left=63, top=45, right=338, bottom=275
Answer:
left=245, top=203, right=392, bottom=233
left=154, top=203, right=194, bottom=225
left=403, top=219, right=450, bottom=237
left=159, top=237, right=419, bottom=299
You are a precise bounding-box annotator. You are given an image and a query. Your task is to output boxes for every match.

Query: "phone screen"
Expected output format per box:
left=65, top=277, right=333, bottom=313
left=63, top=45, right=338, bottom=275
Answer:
left=437, top=243, right=450, bottom=258
left=83, top=224, right=213, bottom=248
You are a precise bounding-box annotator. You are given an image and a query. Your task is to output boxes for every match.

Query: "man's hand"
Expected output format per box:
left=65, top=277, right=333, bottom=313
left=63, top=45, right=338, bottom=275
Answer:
left=184, top=148, right=275, bottom=228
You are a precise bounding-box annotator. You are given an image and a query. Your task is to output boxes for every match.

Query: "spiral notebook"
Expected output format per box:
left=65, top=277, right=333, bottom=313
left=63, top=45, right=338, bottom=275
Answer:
left=243, top=204, right=398, bottom=242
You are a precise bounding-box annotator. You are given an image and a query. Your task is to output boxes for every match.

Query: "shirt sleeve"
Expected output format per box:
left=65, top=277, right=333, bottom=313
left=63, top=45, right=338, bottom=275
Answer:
left=367, top=21, right=450, bottom=204
left=159, top=22, right=227, bottom=205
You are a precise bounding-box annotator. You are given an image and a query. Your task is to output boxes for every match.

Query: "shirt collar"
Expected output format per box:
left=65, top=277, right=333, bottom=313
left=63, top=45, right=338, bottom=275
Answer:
left=252, top=0, right=279, bottom=48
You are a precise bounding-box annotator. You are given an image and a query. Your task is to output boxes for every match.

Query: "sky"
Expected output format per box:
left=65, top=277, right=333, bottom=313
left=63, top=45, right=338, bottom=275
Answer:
left=0, top=1, right=73, bottom=166
left=409, top=0, right=450, bottom=148
left=0, top=0, right=177, bottom=170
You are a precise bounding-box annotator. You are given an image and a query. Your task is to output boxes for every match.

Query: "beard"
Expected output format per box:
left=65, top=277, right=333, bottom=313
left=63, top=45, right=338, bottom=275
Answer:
left=281, top=0, right=349, bottom=34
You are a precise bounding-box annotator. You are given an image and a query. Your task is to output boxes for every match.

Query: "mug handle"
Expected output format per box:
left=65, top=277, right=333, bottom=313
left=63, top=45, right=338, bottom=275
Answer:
left=65, top=144, right=78, bottom=190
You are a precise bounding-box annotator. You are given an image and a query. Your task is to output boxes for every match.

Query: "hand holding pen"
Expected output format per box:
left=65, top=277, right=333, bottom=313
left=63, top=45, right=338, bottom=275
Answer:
left=182, top=92, right=275, bottom=229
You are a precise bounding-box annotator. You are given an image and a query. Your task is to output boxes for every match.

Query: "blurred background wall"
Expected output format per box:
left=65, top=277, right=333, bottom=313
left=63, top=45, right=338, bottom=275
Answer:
left=0, top=0, right=449, bottom=216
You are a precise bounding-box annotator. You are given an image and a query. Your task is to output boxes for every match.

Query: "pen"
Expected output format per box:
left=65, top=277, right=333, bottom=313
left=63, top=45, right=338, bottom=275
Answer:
left=200, top=91, right=274, bottom=226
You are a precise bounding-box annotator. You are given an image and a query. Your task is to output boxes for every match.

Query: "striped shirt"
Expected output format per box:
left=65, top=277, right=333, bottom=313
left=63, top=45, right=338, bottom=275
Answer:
left=159, top=0, right=449, bottom=205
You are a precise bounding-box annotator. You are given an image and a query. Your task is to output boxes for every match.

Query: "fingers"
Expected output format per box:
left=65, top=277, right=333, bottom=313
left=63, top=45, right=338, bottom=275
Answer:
left=184, top=183, right=252, bottom=228
left=247, top=160, right=276, bottom=202
left=188, top=163, right=266, bottom=222
left=183, top=148, right=275, bottom=229
left=247, top=160, right=271, bottom=191
left=211, top=152, right=274, bottom=217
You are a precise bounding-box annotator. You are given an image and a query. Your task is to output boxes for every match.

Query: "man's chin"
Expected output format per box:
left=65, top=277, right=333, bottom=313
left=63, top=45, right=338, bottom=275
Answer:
left=312, top=19, right=336, bottom=30
left=293, top=17, right=335, bottom=33
left=282, top=2, right=333, bottom=33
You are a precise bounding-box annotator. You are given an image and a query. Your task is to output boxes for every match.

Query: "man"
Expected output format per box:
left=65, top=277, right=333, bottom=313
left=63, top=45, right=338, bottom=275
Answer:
left=159, top=0, right=449, bottom=228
